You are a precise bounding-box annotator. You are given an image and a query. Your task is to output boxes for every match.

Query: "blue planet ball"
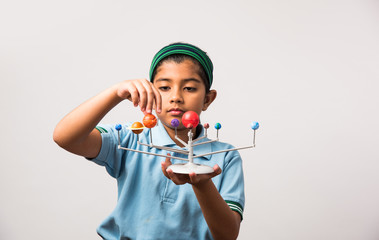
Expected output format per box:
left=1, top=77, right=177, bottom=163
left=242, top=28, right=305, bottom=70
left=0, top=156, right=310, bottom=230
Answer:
left=214, top=123, right=222, bottom=130
left=171, top=119, right=180, bottom=128
left=251, top=122, right=259, bottom=130
left=115, top=124, right=122, bottom=131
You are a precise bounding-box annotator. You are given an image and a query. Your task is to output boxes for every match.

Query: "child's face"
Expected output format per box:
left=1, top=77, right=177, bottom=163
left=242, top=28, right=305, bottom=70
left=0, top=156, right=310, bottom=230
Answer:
left=153, top=59, right=216, bottom=130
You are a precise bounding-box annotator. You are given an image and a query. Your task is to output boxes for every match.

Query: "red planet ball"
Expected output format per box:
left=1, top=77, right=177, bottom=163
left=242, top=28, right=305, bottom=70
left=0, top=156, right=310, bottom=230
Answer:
left=181, top=111, right=199, bottom=129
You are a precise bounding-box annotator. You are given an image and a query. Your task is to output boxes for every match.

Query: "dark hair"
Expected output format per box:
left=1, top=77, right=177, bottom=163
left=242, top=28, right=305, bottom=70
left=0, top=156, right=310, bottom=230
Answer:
left=150, top=54, right=210, bottom=93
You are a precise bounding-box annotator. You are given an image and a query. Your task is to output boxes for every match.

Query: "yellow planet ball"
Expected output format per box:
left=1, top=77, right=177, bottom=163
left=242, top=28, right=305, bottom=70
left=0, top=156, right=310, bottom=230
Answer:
left=131, top=122, right=144, bottom=134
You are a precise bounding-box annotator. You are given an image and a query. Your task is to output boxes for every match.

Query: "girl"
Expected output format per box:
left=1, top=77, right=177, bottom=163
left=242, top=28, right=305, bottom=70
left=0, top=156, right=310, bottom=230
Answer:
left=53, top=42, right=244, bottom=240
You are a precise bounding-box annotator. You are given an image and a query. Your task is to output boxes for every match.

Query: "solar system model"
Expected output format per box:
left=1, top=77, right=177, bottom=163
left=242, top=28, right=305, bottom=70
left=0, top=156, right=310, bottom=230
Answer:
left=115, top=111, right=259, bottom=174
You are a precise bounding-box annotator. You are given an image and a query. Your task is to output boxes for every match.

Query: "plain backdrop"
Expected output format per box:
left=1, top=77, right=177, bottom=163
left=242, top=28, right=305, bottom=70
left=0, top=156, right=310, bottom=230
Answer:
left=1, top=0, right=379, bottom=239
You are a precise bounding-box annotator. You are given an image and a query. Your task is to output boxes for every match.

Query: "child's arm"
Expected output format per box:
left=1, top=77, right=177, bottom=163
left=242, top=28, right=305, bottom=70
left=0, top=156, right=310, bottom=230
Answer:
left=192, top=175, right=241, bottom=240
left=53, top=79, right=161, bottom=158
left=161, top=157, right=241, bottom=240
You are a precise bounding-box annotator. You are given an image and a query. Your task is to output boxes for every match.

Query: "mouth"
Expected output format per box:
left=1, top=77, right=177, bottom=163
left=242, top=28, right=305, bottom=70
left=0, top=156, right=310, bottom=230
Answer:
left=168, top=108, right=184, bottom=116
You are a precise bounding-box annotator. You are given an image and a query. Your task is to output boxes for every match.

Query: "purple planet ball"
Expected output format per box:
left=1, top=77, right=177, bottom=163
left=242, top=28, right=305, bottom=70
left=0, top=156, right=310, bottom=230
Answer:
left=171, top=119, right=180, bottom=128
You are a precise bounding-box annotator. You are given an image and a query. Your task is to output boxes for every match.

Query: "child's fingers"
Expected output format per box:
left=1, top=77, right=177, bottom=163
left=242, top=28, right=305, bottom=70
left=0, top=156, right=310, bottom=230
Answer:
left=166, top=169, right=176, bottom=181
left=213, top=164, right=222, bottom=176
left=205, top=165, right=222, bottom=179
left=140, top=80, right=156, bottom=114
left=165, top=153, right=172, bottom=165
left=117, top=79, right=161, bottom=114
left=151, top=83, right=162, bottom=113
left=128, top=82, right=140, bottom=107
left=188, top=172, right=197, bottom=184
left=161, top=162, right=170, bottom=179
left=132, top=80, right=148, bottom=112
left=188, top=165, right=222, bottom=185
left=162, top=154, right=188, bottom=185
left=161, top=153, right=172, bottom=179
left=132, top=79, right=160, bottom=114
left=166, top=169, right=186, bottom=185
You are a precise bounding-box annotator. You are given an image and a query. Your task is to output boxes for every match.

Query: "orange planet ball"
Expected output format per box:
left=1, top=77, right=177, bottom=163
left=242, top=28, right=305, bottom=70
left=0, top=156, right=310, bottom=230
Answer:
left=143, top=113, right=157, bottom=128
left=131, top=122, right=144, bottom=134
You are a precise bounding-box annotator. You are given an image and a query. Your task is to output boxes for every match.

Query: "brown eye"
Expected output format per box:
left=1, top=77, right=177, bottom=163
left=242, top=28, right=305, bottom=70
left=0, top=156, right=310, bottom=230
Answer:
left=184, top=87, right=196, bottom=92
left=159, top=86, right=170, bottom=91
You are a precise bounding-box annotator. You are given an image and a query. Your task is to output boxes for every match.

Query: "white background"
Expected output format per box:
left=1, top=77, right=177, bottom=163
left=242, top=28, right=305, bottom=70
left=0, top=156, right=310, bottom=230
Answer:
left=1, top=0, right=379, bottom=239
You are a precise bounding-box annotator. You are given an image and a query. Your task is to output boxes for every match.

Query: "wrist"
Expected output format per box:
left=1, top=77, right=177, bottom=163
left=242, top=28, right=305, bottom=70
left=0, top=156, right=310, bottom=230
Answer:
left=192, top=178, right=213, bottom=191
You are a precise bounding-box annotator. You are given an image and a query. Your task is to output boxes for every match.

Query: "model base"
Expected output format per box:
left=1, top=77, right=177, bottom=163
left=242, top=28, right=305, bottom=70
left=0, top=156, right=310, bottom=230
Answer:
left=168, top=162, right=214, bottom=174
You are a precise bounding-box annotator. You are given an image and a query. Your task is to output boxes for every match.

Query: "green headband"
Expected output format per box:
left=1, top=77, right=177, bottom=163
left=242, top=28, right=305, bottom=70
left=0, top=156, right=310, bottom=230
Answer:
left=149, top=43, right=214, bottom=87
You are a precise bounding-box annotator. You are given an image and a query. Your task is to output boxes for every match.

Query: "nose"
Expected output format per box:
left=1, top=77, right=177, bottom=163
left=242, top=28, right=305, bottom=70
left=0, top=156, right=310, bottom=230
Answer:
left=169, top=87, right=183, bottom=103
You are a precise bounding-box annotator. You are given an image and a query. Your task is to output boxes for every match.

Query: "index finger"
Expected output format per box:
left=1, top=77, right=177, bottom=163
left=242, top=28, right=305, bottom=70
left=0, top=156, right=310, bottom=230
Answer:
left=150, top=82, right=162, bottom=113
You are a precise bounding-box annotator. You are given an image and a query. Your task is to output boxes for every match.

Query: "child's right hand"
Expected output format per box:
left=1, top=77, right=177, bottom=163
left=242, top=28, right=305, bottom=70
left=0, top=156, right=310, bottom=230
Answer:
left=115, top=79, right=162, bottom=114
left=53, top=78, right=161, bottom=159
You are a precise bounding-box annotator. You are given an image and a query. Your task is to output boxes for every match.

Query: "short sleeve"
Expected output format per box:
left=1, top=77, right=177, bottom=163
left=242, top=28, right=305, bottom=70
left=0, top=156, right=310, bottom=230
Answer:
left=88, top=124, right=132, bottom=178
left=219, top=150, right=245, bottom=220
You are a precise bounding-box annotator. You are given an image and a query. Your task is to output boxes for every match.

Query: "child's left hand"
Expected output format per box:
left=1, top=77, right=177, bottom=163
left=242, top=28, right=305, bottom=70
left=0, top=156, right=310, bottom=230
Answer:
left=161, top=154, right=222, bottom=186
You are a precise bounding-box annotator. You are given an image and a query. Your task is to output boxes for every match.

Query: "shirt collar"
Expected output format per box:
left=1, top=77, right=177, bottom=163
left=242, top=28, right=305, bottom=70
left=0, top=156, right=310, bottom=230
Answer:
left=151, top=121, right=212, bottom=160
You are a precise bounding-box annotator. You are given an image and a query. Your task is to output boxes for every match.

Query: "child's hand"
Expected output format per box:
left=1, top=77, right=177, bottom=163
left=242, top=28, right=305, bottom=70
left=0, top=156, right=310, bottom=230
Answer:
left=161, top=154, right=222, bottom=186
left=115, top=79, right=162, bottom=114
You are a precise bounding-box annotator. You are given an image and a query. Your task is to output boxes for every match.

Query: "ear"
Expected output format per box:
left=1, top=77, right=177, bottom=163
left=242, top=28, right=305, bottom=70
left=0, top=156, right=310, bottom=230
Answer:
left=202, top=90, right=217, bottom=111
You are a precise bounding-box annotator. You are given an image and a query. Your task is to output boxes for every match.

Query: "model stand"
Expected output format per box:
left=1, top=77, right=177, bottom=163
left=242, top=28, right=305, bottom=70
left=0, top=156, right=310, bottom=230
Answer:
left=115, top=111, right=259, bottom=174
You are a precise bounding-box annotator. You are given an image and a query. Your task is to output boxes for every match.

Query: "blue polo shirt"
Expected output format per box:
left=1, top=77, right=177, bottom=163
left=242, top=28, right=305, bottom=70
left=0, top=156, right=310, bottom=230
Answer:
left=90, top=121, right=245, bottom=240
